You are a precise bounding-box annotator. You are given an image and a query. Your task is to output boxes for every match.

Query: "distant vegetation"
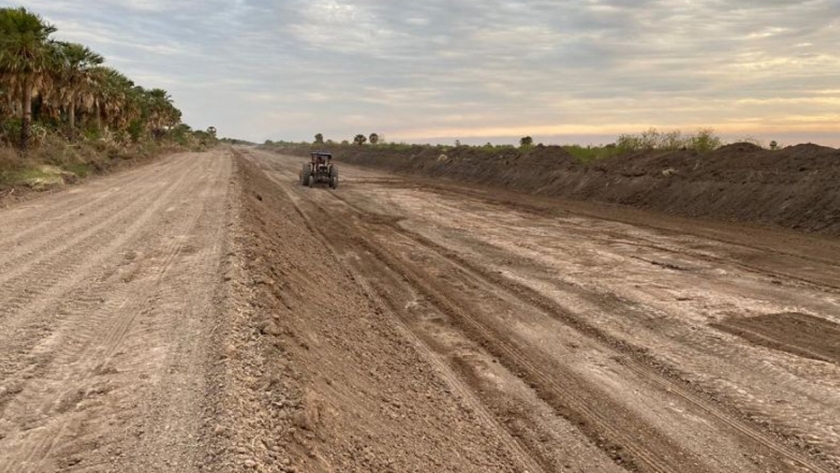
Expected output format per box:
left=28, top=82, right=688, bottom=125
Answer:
left=265, top=128, right=735, bottom=165
left=0, top=7, right=216, bottom=189
left=555, top=128, right=724, bottom=163
left=615, top=128, right=722, bottom=153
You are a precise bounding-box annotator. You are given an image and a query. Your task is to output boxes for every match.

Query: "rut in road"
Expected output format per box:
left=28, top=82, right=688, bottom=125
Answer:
left=343, top=204, right=836, bottom=473
left=260, top=162, right=548, bottom=473
left=254, top=154, right=705, bottom=472
left=267, top=160, right=545, bottom=473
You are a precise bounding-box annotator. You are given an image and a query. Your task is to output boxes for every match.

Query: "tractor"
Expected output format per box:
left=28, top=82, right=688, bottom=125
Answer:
left=300, top=151, right=338, bottom=189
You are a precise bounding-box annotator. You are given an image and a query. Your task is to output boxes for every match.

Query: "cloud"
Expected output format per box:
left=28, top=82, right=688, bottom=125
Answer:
left=3, top=0, right=839, bottom=145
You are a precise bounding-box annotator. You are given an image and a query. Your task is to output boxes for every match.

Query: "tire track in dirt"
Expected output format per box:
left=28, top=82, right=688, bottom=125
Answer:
left=0, top=164, right=200, bottom=386
left=0, top=156, right=202, bottom=367
left=255, top=155, right=690, bottom=472
left=255, top=156, right=548, bottom=473
left=0, top=155, right=198, bottom=281
left=0, top=153, right=229, bottom=473
left=357, top=186, right=840, bottom=465
left=0, top=158, right=174, bottom=254
left=400, top=190, right=840, bottom=467
left=308, top=203, right=699, bottom=473
left=255, top=153, right=836, bottom=473
left=328, top=192, right=836, bottom=473
left=383, top=181, right=840, bottom=292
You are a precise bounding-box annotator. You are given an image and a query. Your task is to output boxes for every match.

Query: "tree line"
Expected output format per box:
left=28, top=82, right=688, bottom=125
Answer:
left=0, top=7, right=186, bottom=150
left=310, top=133, right=382, bottom=146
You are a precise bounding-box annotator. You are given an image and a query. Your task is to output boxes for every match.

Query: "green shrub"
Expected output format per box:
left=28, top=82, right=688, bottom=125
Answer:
left=691, top=128, right=723, bottom=153
left=617, top=127, right=722, bottom=153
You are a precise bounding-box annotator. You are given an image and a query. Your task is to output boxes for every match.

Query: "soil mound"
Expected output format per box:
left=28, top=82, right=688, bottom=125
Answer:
left=715, top=142, right=764, bottom=154
left=784, top=143, right=836, bottom=158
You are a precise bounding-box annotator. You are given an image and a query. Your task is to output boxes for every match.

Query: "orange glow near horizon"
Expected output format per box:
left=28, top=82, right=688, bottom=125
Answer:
left=390, top=121, right=840, bottom=145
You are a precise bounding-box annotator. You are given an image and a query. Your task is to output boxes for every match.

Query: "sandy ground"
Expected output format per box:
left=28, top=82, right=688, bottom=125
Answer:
left=0, top=150, right=235, bottom=472
left=1, top=147, right=838, bottom=472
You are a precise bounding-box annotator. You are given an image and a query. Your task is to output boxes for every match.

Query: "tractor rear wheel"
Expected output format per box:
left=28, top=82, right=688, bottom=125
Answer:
left=301, top=165, right=311, bottom=186
left=329, top=167, right=339, bottom=189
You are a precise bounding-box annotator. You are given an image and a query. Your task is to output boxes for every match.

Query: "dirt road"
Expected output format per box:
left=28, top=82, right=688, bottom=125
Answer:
left=2, top=147, right=839, bottom=472
left=0, top=150, right=234, bottom=472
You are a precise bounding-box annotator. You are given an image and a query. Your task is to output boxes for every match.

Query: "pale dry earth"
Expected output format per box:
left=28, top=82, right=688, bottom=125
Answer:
left=1, top=146, right=839, bottom=473
left=0, top=150, right=235, bottom=472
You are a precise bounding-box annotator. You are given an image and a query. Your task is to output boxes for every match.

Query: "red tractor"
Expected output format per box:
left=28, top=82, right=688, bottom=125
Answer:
left=300, top=151, right=338, bottom=189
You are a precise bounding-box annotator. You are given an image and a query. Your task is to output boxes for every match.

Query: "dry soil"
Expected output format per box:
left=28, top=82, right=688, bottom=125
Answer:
left=1, top=147, right=839, bottom=473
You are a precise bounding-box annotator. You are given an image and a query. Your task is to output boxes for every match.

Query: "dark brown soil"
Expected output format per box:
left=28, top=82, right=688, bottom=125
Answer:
left=715, top=313, right=840, bottom=365
left=265, top=142, right=840, bottom=236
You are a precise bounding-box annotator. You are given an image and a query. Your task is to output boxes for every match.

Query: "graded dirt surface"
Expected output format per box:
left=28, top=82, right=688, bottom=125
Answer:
left=2, top=147, right=840, bottom=472
left=0, top=150, right=235, bottom=472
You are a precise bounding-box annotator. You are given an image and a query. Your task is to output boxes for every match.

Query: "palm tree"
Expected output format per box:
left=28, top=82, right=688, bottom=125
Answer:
left=0, top=74, right=12, bottom=121
left=145, top=88, right=179, bottom=139
left=59, top=42, right=103, bottom=137
left=0, top=7, right=58, bottom=150
left=90, top=66, right=135, bottom=133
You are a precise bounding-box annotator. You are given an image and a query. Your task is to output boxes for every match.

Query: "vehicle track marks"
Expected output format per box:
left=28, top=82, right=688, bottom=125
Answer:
left=0, top=158, right=175, bottom=260
left=314, top=170, right=837, bottom=473
left=0, top=153, right=226, bottom=473
left=256, top=155, right=548, bottom=473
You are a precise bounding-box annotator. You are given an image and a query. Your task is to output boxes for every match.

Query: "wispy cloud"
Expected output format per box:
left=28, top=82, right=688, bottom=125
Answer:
left=4, top=0, right=839, bottom=145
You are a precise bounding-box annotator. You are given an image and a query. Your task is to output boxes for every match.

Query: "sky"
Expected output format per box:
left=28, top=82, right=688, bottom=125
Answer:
left=7, top=0, right=840, bottom=146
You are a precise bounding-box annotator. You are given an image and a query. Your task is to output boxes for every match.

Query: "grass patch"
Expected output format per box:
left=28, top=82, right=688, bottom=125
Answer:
left=62, top=162, right=94, bottom=178
left=0, top=166, right=64, bottom=189
left=0, top=131, right=193, bottom=192
left=562, top=145, right=624, bottom=163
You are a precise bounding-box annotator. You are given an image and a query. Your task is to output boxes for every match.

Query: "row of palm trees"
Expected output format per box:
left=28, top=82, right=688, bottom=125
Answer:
left=0, top=7, right=182, bottom=150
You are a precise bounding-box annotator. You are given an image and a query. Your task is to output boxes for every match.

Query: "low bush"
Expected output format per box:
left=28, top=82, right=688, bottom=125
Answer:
left=616, top=127, right=722, bottom=153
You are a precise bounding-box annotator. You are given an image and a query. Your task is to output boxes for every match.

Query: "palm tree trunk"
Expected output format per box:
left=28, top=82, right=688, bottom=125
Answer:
left=20, top=77, right=32, bottom=151
left=68, top=90, right=76, bottom=138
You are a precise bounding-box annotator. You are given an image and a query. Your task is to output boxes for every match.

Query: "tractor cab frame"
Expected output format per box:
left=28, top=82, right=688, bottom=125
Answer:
left=300, top=151, right=338, bottom=189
